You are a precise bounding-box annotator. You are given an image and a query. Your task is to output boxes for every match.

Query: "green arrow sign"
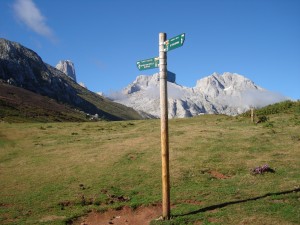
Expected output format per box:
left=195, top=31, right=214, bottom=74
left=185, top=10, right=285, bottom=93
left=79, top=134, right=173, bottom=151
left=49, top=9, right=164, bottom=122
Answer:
left=136, top=57, right=159, bottom=70
left=164, top=33, right=185, bottom=52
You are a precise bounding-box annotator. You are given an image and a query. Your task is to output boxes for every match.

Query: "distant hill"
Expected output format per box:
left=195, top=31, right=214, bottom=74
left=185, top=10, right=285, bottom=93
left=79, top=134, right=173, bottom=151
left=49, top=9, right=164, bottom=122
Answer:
left=0, top=38, right=142, bottom=121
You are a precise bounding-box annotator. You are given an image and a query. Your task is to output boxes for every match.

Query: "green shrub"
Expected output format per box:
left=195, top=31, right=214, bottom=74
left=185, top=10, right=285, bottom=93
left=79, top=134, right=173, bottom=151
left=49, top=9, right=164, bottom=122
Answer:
left=257, top=115, right=268, bottom=123
left=256, top=100, right=295, bottom=115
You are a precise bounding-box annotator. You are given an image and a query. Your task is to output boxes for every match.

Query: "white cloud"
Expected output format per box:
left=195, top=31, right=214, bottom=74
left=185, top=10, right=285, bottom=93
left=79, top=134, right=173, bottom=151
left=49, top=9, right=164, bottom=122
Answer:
left=240, top=89, right=289, bottom=108
left=13, top=0, right=56, bottom=41
left=218, top=89, right=289, bottom=109
left=144, top=85, right=160, bottom=99
left=107, top=90, right=128, bottom=101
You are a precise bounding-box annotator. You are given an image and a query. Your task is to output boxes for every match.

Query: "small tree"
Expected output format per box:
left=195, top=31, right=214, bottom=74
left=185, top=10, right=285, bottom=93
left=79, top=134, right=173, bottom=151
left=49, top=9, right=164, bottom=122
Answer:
left=256, top=115, right=268, bottom=123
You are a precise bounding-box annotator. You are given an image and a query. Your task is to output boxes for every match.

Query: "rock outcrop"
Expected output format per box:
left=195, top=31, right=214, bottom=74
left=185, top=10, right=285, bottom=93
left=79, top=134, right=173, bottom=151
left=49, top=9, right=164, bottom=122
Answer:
left=55, top=60, right=77, bottom=81
left=0, top=38, right=142, bottom=121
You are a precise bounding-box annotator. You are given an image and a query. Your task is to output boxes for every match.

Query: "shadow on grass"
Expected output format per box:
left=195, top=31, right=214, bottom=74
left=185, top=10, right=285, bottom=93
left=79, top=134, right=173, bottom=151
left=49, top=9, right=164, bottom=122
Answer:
left=175, top=188, right=300, bottom=217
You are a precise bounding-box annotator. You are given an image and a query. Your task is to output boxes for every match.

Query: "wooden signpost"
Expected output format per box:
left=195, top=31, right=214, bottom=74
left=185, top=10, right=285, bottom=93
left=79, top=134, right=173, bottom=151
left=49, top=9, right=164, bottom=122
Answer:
left=136, top=57, right=159, bottom=70
left=251, top=107, right=255, bottom=123
left=159, top=32, right=170, bottom=220
left=136, top=32, right=185, bottom=220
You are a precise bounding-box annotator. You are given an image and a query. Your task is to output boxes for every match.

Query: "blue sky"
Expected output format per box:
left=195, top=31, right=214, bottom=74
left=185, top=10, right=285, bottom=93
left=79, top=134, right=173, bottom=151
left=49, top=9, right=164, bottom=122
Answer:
left=1, top=0, right=299, bottom=100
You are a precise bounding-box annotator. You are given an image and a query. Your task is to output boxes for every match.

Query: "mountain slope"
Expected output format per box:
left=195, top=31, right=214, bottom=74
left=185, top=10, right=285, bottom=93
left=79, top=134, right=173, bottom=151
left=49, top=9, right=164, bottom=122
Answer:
left=0, top=38, right=142, bottom=121
left=111, top=72, right=288, bottom=118
left=0, top=82, right=87, bottom=122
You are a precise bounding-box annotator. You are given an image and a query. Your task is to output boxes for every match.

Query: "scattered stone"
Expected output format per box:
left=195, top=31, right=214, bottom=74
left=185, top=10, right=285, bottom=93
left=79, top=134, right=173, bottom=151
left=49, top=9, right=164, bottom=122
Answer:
left=251, top=164, right=275, bottom=175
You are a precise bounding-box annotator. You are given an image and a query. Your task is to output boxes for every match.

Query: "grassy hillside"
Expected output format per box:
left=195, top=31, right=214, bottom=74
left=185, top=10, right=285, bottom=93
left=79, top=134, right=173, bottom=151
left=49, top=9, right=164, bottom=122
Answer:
left=0, top=111, right=299, bottom=224
left=0, top=83, right=87, bottom=123
left=66, top=80, right=142, bottom=121
left=0, top=82, right=142, bottom=122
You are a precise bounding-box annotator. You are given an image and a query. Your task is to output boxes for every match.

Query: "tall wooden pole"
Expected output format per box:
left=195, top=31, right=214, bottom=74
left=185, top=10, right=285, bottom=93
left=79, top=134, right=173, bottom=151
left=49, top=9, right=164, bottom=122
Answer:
left=159, top=32, right=170, bottom=220
left=251, top=107, right=254, bottom=123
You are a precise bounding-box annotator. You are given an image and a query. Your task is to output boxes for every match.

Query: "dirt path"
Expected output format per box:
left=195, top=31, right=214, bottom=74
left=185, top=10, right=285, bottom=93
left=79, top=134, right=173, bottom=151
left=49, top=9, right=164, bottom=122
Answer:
left=72, top=205, right=162, bottom=225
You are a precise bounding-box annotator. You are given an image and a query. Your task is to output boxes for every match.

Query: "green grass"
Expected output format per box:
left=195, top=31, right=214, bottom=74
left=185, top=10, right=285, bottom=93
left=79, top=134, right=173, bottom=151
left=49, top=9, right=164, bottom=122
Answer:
left=0, top=112, right=299, bottom=224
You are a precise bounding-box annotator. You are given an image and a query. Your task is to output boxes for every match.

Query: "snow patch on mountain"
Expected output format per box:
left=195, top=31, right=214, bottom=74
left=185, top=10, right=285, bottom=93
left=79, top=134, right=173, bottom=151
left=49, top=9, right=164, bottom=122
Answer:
left=79, top=82, right=87, bottom=89
left=108, top=72, right=288, bottom=118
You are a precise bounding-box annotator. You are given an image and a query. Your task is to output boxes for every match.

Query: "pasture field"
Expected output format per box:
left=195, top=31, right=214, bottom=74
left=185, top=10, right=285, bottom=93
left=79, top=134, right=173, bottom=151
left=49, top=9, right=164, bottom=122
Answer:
left=0, top=110, right=299, bottom=224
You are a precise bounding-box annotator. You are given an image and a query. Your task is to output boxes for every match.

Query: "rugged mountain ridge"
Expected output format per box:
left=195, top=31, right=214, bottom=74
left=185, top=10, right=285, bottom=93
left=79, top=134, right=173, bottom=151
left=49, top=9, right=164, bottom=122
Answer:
left=0, top=38, right=142, bottom=121
left=111, top=72, right=287, bottom=118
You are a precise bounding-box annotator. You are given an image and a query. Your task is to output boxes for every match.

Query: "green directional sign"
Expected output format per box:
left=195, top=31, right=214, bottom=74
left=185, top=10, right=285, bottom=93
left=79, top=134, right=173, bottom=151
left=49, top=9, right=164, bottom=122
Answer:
left=164, top=33, right=185, bottom=52
left=136, top=57, right=159, bottom=71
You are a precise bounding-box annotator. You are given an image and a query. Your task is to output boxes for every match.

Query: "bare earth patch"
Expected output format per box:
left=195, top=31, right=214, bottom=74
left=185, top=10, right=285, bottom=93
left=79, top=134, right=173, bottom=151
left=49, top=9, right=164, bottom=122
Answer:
left=72, top=205, right=162, bottom=225
left=209, top=170, right=230, bottom=179
left=39, top=215, right=66, bottom=222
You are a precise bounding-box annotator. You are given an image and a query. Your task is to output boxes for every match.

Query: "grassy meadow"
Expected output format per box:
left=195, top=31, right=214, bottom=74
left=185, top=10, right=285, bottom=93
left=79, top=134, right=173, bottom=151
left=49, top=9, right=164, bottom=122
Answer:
left=0, top=102, right=300, bottom=224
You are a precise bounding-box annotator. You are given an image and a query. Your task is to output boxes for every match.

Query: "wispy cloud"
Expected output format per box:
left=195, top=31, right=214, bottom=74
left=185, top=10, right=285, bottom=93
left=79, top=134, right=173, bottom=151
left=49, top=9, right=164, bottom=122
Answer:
left=13, top=0, right=56, bottom=42
left=240, top=89, right=289, bottom=108
left=219, top=89, right=289, bottom=109
left=106, top=90, right=128, bottom=101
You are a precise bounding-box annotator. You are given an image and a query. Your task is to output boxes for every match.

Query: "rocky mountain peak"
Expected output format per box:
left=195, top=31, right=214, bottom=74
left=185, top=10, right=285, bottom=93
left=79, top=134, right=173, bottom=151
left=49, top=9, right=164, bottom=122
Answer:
left=0, top=38, right=40, bottom=62
left=0, top=38, right=50, bottom=88
left=55, top=60, right=76, bottom=82
left=123, top=71, right=176, bottom=94
left=195, top=72, right=261, bottom=98
left=111, top=72, right=287, bottom=118
left=134, top=71, right=176, bottom=84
